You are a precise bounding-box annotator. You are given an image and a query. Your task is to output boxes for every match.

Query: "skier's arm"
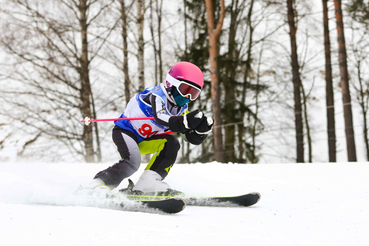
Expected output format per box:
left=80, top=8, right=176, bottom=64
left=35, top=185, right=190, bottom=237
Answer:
left=151, top=94, right=170, bottom=127
left=150, top=93, right=209, bottom=135
left=149, top=92, right=204, bottom=132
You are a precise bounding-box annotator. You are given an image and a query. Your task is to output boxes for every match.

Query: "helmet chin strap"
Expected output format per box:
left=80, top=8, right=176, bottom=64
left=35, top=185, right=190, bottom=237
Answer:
left=160, top=83, right=176, bottom=105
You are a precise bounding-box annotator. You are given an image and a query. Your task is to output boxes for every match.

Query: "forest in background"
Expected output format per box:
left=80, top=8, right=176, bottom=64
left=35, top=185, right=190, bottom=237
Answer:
left=0, top=0, right=368, bottom=164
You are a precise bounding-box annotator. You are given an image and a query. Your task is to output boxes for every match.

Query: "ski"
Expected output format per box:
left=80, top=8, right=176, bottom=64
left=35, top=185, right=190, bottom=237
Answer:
left=185, top=192, right=261, bottom=207
left=123, top=192, right=261, bottom=207
left=129, top=198, right=186, bottom=214
left=74, top=186, right=185, bottom=214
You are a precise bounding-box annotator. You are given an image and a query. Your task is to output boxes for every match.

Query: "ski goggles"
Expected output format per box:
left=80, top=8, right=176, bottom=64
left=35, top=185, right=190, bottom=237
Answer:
left=166, top=73, right=201, bottom=101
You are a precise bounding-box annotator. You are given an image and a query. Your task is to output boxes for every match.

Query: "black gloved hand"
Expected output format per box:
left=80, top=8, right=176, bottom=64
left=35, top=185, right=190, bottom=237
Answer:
left=169, top=109, right=205, bottom=133
left=194, top=116, right=214, bottom=134
left=185, top=109, right=205, bottom=129
left=181, top=115, right=213, bottom=145
left=183, top=130, right=208, bottom=145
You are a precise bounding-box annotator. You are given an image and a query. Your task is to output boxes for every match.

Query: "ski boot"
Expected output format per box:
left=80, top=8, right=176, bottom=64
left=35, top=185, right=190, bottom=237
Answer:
left=120, top=170, right=184, bottom=197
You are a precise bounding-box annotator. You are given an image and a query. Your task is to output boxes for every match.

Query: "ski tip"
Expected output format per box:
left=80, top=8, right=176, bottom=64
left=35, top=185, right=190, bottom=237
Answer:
left=246, top=192, right=261, bottom=206
left=167, top=198, right=186, bottom=214
left=253, top=192, right=261, bottom=204
left=141, top=198, right=186, bottom=214
left=250, top=192, right=261, bottom=199
left=221, top=192, right=261, bottom=207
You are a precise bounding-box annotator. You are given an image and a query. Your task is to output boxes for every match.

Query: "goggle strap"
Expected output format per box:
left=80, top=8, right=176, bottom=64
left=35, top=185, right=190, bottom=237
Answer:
left=166, top=73, right=181, bottom=87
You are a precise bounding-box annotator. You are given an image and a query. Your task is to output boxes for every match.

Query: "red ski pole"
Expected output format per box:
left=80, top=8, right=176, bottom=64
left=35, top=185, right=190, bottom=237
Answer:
left=81, top=117, right=174, bottom=135
left=81, top=117, right=155, bottom=125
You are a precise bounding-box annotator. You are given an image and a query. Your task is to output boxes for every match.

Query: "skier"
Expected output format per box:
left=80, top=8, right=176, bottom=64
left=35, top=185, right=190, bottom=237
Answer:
left=88, top=61, right=213, bottom=195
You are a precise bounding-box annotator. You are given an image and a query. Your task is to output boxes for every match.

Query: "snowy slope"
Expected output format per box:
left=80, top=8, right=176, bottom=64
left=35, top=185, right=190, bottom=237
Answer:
left=0, top=162, right=368, bottom=246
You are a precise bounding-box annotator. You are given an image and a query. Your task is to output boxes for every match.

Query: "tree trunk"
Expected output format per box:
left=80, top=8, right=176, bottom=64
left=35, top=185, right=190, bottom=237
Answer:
left=333, top=0, right=357, bottom=162
left=322, top=0, right=337, bottom=162
left=91, top=93, right=102, bottom=162
left=149, top=0, right=163, bottom=85
left=205, top=0, right=225, bottom=163
left=363, top=106, right=369, bottom=161
left=224, top=0, right=241, bottom=163
left=355, top=59, right=369, bottom=161
left=156, top=0, right=163, bottom=83
left=79, top=0, right=94, bottom=162
left=137, top=0, right=145, bottom=92
left=149, top=0, right=158, bottom=85
left=287, top=0, right=304, bottom=163
left=183, top=0, right=188, bottom=57
left=250, top=37, right=264, bottom=164
left=120, top=0, right=131, bottom=106
left=301, top=83, right=312, bottom=162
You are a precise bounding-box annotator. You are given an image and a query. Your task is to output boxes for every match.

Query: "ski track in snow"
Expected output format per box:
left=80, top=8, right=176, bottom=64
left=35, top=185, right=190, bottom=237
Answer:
left=0, top=162, right=368, bottom=246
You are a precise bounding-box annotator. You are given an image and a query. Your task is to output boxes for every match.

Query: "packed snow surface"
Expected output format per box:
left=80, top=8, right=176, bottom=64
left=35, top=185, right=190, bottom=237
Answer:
left=0, top=161, right=368, bottom=246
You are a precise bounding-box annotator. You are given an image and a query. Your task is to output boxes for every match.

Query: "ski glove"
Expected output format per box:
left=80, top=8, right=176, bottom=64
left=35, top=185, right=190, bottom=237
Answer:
left=194, top=116, right=214, bottom=135
left=182, top=116, right=214, bottom=145
left=169, top=109, right=205, bottom=133
left=182, top=130, right=207, bottom=145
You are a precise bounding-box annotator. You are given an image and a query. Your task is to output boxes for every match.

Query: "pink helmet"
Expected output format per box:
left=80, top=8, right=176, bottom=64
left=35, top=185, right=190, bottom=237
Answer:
left=166, top=62, right=204, bottom=89
left=165, top=62, right=204, bottom=104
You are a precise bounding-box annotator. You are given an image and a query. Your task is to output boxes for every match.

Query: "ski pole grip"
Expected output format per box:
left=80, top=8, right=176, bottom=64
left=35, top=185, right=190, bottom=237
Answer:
left=83, top=117, right=91, bottom=126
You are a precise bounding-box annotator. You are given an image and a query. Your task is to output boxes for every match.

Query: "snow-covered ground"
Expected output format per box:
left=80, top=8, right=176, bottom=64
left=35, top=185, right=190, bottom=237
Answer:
left=0, top=161, right=368, bottom=246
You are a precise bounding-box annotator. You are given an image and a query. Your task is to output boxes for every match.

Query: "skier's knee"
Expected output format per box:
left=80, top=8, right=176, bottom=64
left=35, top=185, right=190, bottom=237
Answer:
left=166, top=135, right=180, bottom=152
left=94, top=157, right=140, bottom=189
